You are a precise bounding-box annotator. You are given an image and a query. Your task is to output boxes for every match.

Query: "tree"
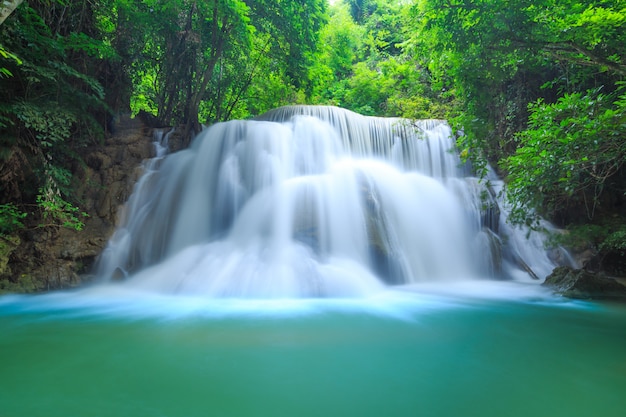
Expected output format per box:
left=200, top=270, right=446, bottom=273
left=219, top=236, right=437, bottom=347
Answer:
left=0, top=0, right=114, bottom=231
left=526, top=1, right=626, bottom=76
left=307, top=1, right=364, bottom=105
left=345, top=0, right=377, bottom=24
left=309, top=0, right=449, bottom=118
left=504, top=88, right=626, bottom=226
left=117, top=0, right=327, bottom=136
left=408, top=0, right=624, bottom=174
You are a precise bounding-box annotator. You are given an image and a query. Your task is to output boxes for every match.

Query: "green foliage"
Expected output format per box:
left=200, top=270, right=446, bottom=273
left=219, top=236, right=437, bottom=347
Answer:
left=36, top=162, right=88, bottom=232
left=503, top=88, right=626, bottom=225
left=307, top=1, right=366, bottom=103
left=0, top=0, right=115, bottom=237
left=601, top=228, right=626, bottom=253
left=118, top=0, right=327, bottom=131
left=205, top=33, right=306, bottom=120
left=13, top=102, right=76, bottom=147
left=129, top=70, right=159, bottom=117
left=0, top=44, right=21, bottom=79
left=0, top=275, right=37, bottom=294
left=345, top=0, right=378, bottom=24
left=322, top=4, right=364, bottom=80
left=404, top=0, right=626, bottom=246
left=557, top=223, right=611, bottom=252
left=527, top=1, right=626, bottom=76
left=36, top=190, right=87, bottom=232
left=64, top=32, right=117, bottom=60
left=550, top=217, right=626, bottom=273
left=1, top=2, right=110, bottom=145
left=0, top=204, right=27, bottom=235
left=310, top=0, right=449, bottom=119
left=410, top=0, right=625, bottom=172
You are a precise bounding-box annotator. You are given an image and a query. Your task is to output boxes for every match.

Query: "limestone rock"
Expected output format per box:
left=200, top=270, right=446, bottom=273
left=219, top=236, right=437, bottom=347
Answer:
left=543, top=266, right=626, bottom=300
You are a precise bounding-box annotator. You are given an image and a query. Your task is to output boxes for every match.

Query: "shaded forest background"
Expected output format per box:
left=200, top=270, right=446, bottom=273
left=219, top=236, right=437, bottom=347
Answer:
left=1, top=0, right=625, bottom=290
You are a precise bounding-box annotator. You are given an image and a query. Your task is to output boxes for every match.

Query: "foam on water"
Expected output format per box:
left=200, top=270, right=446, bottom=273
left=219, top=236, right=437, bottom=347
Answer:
left=0, top=279, right=587, bottom=324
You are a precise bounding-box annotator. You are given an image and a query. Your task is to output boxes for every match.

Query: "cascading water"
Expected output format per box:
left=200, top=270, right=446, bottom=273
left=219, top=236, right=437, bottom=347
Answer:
left=96, top=106, right=563, bottom=297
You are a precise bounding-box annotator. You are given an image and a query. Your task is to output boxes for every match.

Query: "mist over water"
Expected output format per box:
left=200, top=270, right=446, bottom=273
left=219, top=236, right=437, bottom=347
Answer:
left=1, top=284, right=625, bottom=417
left=95, top=106, right=562, bottom=298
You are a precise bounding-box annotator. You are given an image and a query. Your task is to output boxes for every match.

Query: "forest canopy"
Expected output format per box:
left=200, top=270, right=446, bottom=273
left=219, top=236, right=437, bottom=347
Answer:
left=1, top=0, right=625, bottom=269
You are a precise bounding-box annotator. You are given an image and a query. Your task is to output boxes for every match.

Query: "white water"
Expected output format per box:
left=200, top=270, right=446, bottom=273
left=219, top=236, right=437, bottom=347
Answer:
left=96, top=106, right=563, bottom=297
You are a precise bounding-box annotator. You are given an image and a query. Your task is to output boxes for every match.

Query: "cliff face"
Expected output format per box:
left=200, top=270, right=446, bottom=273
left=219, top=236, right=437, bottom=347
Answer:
left=1, top=116, right=178, bottom=293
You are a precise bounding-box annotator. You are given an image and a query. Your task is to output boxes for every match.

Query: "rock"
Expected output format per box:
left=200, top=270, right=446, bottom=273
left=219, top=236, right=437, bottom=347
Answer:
left=543, top=266, right=626, bottom=300
left=0, top=235, right=20, bottom=276
left=0, top=115, right=183, bottom=293
left=137, top=110, right=168, bottom=128
left=85, top=152, right=113, bottom=170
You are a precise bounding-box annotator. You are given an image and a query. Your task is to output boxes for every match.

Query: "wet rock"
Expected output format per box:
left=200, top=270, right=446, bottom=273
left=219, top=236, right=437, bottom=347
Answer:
left=543, top=266, right=626, bottom=300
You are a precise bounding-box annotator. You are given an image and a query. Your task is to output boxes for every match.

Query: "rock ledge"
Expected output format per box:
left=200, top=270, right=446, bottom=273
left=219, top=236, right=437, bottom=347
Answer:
left=543, top=266, right=626, bottom=301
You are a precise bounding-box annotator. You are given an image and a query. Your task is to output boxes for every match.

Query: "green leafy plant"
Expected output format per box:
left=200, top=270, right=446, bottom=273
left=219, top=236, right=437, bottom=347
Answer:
left=503, top=88, right=626, bottom=226
left=600, top=228, right=626, bottom=253
left=0, top=203, right=27, bottom=235
left=36, top=189, right=87, bottom=232
left=35, top=161, right=88, bottom=232
left=13, top=101, right=77, bottom=148
left=0, top=44, right=22, bottom=79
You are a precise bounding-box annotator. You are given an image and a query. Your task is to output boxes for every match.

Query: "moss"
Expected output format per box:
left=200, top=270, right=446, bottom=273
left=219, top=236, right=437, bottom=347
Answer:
left=0, top=274, right=37, bottom=295
left=17, top=274, right=36, bottom=292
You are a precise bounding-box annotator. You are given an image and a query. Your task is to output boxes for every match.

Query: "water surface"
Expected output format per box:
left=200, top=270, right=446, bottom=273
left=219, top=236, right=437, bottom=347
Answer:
left=1, top=282, right=625, bottom=417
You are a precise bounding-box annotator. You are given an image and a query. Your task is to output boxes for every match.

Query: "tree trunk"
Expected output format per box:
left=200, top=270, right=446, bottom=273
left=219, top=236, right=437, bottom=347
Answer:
left=0, top=0, right=24, bottom=25
left=183, top=1, right=229, bottom=142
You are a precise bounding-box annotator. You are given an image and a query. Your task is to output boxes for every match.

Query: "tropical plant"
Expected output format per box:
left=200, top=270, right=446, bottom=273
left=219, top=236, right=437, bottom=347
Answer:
left=0, top=0, right=113, bottom=231
left=503, top=87, right=626, bottom=226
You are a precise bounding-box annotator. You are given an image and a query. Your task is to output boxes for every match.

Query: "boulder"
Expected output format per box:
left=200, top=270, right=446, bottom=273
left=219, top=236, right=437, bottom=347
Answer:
left=543, top=266, right=626, bottom=300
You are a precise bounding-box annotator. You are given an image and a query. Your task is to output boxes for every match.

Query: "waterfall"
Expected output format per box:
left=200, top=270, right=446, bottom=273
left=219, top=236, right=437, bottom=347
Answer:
left=96, top=106, right=563, bottom=297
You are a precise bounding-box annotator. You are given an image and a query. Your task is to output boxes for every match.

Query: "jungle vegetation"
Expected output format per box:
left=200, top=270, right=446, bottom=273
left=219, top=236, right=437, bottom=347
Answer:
left=1, top=0, right=625, bottom=272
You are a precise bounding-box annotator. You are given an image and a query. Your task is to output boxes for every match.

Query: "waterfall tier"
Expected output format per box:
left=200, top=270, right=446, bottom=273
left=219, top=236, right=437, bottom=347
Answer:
left=96, top=106, right=560, bottom=297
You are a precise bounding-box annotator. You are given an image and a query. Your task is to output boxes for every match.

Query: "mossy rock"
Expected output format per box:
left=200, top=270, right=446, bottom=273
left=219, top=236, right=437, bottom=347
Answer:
left=0, top=274, right=37, bottom=295
left=543, top=266, right=626, bottom=301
